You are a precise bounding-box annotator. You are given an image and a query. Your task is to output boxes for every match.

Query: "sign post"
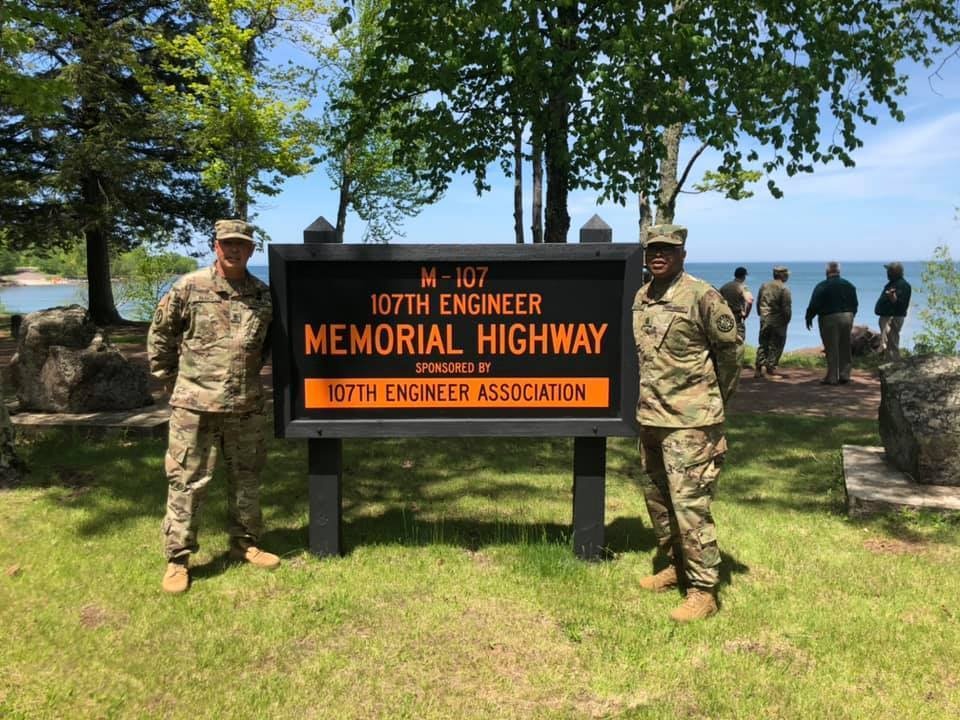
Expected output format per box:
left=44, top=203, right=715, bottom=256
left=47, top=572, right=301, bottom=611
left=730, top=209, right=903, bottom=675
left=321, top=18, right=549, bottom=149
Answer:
left=270, top=237, right=643, bottom=559
left=573, top=215, right=613, bottom=558
left=302, top=216, right=343, bottom=556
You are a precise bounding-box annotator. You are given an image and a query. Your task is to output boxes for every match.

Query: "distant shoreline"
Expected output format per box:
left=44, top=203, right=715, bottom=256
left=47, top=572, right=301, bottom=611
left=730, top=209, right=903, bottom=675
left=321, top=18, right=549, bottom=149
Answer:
left=0, top=270, right=83, bottom=288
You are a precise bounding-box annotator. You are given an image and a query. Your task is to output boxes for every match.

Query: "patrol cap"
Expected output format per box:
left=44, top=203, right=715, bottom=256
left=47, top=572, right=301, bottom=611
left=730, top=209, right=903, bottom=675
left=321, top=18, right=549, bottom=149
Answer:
left=643, top=223, right=687, bottom=247
left=215, top=218, right=255, bottom=243
left=884, top=261, right=904, bottom=275
left=773, top=265, right=789, bottom=273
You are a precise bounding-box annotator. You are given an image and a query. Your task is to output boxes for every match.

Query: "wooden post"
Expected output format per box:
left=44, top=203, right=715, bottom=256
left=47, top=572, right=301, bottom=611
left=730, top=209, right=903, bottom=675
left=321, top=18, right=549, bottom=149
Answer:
left=308, top=438, right=343, bottom=556
left=304, top=215, right=343, bottom=556
left=573, top=436, right=606, bottom=560
left=572, top=215, right=611, bottom=559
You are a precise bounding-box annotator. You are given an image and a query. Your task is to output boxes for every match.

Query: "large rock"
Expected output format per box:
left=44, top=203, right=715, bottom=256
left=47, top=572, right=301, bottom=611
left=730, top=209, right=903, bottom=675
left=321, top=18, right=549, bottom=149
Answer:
left=8, top=305, right=153, bottom=412
left=851, top=324, right=882, bottom=357
left=878, top=354, right=960, bottom=486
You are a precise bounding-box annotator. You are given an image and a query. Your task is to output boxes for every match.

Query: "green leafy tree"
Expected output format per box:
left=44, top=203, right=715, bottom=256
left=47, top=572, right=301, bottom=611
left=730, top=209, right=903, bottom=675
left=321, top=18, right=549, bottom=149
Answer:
left=321, top=0, right=435, bottom=243
left=153, top=0, right=328, bottom=222
left=0, top=1, right=71, bottom=116
left=0, top=1, right=228, bottom=324
left=914, top=245, right=960, bottom=355
left=113, top=246, right=198, bottom=321
left=346, top=1, right=960, bottom=243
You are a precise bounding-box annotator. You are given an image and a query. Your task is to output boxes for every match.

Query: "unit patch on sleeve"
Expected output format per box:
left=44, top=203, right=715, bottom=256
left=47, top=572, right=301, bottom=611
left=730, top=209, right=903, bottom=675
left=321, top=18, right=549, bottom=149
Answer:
left=716, top=314, right=735, bottom=333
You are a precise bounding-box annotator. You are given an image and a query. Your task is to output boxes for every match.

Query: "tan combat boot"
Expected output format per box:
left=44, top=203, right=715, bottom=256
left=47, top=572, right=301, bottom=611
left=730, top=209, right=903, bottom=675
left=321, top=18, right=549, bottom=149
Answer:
left=162, top=562, right=189, bottom=594
left=670, top=588, right=718, bottom=622
left=229, top=545, right=281, bottom=569
left=639, top=565, right=678, bottom=593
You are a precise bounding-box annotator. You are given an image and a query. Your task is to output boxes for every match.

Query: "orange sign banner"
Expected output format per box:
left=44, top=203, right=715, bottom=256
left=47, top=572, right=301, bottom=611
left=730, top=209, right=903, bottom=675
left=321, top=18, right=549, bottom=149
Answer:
left=304, top=377, right=610, bottom=409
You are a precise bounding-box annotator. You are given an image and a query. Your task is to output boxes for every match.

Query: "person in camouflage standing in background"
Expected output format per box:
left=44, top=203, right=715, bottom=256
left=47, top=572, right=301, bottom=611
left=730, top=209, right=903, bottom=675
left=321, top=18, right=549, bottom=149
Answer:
left=149, top=219, right=278, bottom=594
left=632, top=224, right=740, bottom=622
left=719, top=266, right=754, bottom=372
left=755, top=266, right=792, bottom=378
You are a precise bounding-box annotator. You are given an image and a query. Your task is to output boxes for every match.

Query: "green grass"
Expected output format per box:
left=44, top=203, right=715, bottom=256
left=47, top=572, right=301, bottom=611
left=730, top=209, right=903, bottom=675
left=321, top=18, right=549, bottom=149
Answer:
left=742, top=343, right=890, bottom=372
left=2, top=414, right=959, bottom=719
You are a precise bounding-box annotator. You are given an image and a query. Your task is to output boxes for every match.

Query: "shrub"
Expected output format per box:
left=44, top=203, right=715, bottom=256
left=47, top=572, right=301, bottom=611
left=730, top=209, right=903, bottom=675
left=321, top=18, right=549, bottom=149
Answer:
left=913, top=245, right=960, bottom=355
left=113, top=247, right=198, bottom=321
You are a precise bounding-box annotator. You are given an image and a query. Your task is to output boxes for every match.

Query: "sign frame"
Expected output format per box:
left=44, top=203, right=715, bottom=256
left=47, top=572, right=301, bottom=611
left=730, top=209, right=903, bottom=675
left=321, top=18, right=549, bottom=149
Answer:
left=269, top=243, right=643, bottom=439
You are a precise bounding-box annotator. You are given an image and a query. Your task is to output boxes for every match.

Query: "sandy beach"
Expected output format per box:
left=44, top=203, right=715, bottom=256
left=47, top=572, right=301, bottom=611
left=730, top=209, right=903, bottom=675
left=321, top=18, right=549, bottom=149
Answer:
left=0, top=270, right=81, bottom=287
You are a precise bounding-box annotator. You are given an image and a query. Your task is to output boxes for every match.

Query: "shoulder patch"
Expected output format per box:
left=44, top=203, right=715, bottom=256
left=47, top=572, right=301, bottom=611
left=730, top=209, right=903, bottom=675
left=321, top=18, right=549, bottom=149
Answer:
left=716, top=314, right=735, bottom=333
left=154, top=308, right=164, bottom=325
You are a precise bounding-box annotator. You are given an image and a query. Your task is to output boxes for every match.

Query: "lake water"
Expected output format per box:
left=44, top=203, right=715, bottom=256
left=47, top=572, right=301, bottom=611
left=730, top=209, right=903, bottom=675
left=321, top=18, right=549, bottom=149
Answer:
left=0, top=261, right=927, bottom=352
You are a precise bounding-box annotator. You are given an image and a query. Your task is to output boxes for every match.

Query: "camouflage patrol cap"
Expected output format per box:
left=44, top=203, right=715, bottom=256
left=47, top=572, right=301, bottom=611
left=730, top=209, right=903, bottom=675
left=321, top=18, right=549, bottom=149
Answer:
left=643, top=224, right=687, bottom=247
left=215, top=218, right=255, bottom=243
left=773, top=265, right=789, bottom=273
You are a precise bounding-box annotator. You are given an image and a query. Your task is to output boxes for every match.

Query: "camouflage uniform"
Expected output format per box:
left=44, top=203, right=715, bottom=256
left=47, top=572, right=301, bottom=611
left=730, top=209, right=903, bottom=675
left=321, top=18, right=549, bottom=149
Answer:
left=756, top=274, right=792, bottom=372
left=718, top=279, right=751, bottom=344
left=633, top=269, right=739, bottom=591
left=719, top=277, right=752, bottom=369
left=148, top=265, right=272, bottom=561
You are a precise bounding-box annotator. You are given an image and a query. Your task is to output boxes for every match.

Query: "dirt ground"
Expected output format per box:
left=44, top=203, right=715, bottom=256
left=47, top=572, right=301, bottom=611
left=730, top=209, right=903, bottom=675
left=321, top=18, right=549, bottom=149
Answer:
left=2, top=321, right=881, bottom=421
left=727, top=366, right=880, bottom=419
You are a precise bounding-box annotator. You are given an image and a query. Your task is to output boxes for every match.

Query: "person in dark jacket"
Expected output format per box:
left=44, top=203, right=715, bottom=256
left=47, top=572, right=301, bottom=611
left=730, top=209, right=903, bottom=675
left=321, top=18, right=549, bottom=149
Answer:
left=874, top=262, right=912, bottom=361
left=805, top=261, right=859, bottom=385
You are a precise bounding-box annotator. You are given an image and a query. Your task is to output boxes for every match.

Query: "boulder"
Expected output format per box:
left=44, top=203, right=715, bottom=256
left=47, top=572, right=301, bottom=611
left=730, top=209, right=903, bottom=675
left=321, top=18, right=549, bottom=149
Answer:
left=850, top=324, right=882, bottom=357
left=878, top=354, right=960, bottom=486
left=8, top=305, right=153, bottom=412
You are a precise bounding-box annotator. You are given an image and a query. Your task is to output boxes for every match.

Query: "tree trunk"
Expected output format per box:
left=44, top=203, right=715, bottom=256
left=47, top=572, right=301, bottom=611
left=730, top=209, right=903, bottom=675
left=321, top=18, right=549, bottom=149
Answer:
left=638, top=191, right=652, bottom=244
left=336, top=165, right=351, bottom=243
left=542, top=3, right=577, bottom=243
left=234, top=177, right=249, bottom=221
left=543, top=144, right=569, bottom=243
left=513, top=118, right=524, bottom=244
left=85, top=225, right=121, bottom=325
left=656, top=122, right=682, bottom=224
left=81, top=172, right=121, bottom=325
left=531, top=137, right=543, bottom=244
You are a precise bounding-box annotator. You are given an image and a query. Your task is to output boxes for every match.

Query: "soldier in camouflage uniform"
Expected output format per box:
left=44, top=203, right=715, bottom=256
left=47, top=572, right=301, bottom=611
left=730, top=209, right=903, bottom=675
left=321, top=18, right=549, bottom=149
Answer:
left=719, top=266, right=754, bottom=372
left=755, top=266, right=792, bottom=378
left=149, top=219, right=278, bottom=594
left=632, top=224, right=740, bottom=622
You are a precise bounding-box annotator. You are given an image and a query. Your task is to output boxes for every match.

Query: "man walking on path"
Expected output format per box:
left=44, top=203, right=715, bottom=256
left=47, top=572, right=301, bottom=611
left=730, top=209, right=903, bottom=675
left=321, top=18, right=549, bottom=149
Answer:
left=631, top=224, right=740, bottom=622
left=805, top=261, right=859, bottom=385
left=149, top=218, right=279, bottom=594
left=755, top=266, right=792, bottom=378
left=874, top=262, right=911, bottom=361
left=719, top=266, right=754, bottom=368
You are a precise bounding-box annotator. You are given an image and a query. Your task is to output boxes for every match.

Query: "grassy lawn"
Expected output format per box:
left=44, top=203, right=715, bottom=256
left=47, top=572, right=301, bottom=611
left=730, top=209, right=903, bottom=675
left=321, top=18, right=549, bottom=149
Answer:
left=1, top=413, right=958, bottom=719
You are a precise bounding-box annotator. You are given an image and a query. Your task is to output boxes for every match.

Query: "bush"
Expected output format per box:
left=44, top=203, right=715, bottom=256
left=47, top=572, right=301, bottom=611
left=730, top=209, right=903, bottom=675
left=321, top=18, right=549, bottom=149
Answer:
left=0, top=247, right=18, bottom=275
left=913, top=245, right=960, bottom=355
left=113, top=247, right=198, bottom=321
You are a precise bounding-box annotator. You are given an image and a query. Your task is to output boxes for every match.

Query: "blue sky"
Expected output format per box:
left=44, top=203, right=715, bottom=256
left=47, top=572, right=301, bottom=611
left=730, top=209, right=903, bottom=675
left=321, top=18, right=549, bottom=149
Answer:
left=244, top=57, right=960, bottom=266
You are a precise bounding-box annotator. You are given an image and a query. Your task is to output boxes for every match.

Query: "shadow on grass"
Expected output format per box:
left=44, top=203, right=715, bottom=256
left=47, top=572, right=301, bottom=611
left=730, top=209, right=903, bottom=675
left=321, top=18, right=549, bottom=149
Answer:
left=12, top=413, right=879, bottom=562
left=15, top=431, right=604, bottom=550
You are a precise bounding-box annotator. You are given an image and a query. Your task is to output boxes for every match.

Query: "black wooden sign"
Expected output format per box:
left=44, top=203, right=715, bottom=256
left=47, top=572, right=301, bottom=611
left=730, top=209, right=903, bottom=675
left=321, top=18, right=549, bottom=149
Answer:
left=269, top=244, right=643, bottom=439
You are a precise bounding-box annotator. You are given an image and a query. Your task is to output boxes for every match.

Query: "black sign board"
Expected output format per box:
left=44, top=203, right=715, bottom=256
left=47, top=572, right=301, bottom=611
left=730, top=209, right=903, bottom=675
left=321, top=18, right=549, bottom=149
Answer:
left=269, top=244, right=643, bottom=439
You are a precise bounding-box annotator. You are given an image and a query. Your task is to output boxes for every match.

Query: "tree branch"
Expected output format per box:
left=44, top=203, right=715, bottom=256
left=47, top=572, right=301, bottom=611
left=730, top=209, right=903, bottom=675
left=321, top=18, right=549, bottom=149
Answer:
left=668, top=140, right=708, bottom=209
